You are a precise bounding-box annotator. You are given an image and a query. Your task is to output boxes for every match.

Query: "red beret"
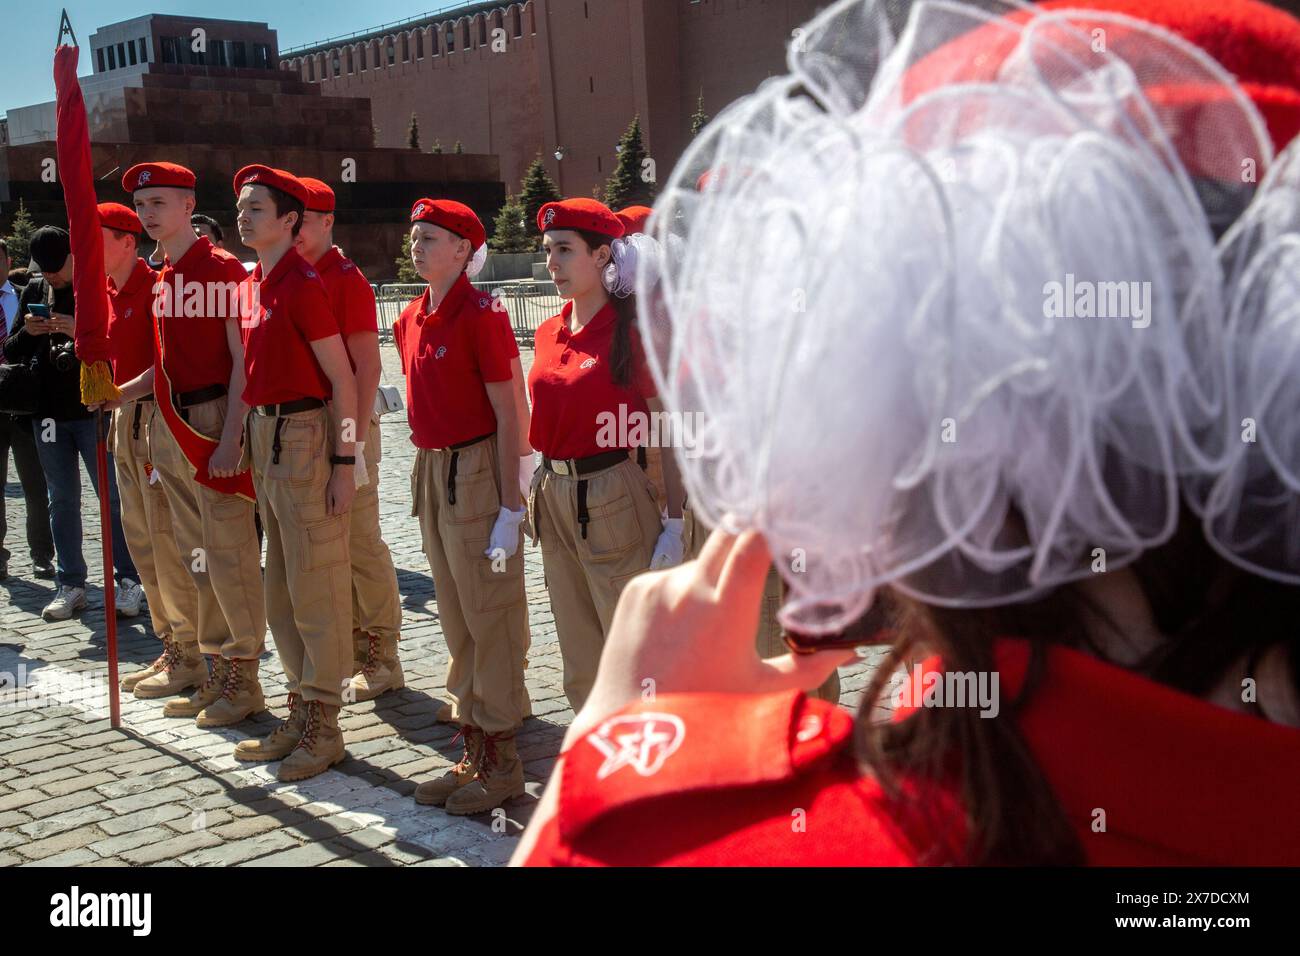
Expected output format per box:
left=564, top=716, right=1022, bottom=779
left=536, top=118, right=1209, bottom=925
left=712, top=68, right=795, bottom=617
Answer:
left=905, top=0, right=1300, bottom=168
left=297, top=177, right=336, bottom=214
left=1043, top=0, right=1300, bottom=153
left=409, top=199, right=486, bottom=249
left=538, top=198, right=624, bottom=239
left=97, top=202, right=142, bottom=234
left=615, top=205, right=653, bottom=235
left=232, top=164, right=310, bottom=207
left=121, top=162, right=196, bottom=193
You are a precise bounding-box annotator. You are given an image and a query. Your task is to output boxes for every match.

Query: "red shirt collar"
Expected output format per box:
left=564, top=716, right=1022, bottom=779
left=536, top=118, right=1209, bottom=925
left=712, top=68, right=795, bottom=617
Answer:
left=557, top=299, right=617, bottom=338
left=163, top=234, right=212, bottom=275
left=252, top=247, right=306, bottom=290
left=419, top=272, right=473, bottom=325
left=109, top=257, right=153, bottom=297
left=314, top=245, right=344, bottom=275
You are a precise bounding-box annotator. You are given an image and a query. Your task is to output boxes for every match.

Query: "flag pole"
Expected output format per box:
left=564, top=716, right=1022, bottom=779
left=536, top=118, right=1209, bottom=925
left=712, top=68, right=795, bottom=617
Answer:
left=56, top=7, right=121, bottom=727
left=96, top=409, right=121, bottom=728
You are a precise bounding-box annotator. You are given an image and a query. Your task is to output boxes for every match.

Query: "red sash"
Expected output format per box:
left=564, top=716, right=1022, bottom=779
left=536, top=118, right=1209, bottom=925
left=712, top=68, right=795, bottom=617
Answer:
left=152, top=300, right=256, bottom=502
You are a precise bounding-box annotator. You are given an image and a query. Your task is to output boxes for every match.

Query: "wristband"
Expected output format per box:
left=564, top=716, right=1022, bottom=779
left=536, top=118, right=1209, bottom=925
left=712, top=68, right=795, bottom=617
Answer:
left=330, top=455, right=357, bottom=466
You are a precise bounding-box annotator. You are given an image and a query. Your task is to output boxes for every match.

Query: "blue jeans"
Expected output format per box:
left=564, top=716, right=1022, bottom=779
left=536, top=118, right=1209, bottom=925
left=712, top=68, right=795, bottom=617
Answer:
left=32, top=416, right=137, bottom=590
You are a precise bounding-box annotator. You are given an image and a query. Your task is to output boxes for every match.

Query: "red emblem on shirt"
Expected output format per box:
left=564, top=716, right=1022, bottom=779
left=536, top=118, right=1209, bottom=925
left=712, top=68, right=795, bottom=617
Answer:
left=586, top=713, right=686, bottom=780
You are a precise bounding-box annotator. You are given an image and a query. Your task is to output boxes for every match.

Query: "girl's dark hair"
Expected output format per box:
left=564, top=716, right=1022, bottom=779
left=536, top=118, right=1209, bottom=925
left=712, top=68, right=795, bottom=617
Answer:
left=570, top=228, right=637, bottom=388
left=853, top=501, right=1300, bottom=865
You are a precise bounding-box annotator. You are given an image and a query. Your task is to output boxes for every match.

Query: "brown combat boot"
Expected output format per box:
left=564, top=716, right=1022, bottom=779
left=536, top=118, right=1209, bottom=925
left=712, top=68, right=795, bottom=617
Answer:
left=444, top=730, right=525, bottom=816
left=414, top=725, right=482, bottom=806
left=347, top=632, right=405, bottom=702
left=134, top=641, right=208, bottom=699
left=234, top=693, right=306, bottom=762
left=122, top=638, right=173, bottom=693
left=351, top=630, right=368, bottom=675
left=163, top=656, right=227, bottom=718
left=276, top=700, right=345, bottom=782
left=196, top=658, right=265, bottom=727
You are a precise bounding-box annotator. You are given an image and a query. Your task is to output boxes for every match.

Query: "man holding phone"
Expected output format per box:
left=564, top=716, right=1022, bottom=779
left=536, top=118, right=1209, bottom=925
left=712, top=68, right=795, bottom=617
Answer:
left=2, top=226, right=139, bottom=620
left=0, top=237, right=55, bottom=582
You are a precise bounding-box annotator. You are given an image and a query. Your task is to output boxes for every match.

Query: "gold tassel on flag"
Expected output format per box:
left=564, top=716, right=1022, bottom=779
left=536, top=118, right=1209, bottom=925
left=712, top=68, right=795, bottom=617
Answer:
left=80, top=359, right=121, bottom=405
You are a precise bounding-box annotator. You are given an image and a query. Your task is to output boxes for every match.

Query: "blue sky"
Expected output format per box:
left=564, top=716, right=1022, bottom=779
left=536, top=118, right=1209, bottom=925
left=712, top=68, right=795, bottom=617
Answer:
left=4, top=1, right=475, bottom=116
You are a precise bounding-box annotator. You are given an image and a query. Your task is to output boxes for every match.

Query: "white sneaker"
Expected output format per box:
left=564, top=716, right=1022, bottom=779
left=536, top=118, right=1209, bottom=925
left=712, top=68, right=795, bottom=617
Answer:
left=115, top=578, right=146, bottom=618
left=42, top=586, right=88, bottom=621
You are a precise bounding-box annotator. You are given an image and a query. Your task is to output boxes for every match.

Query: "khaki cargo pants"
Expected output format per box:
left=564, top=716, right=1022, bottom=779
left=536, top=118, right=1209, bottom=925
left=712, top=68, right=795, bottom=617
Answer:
left=147, top=396, right=265, bottom=660
left=112, top=397, right=198, bottom=651
left=531, top=456, right=662, bottom=713
left=683, top=504, right=841, bottom=704
left=351, top=415, right=401, bottom=642
left=249, top=406, right=353, bottom=707
left=412, top=435, right=530, bottom=734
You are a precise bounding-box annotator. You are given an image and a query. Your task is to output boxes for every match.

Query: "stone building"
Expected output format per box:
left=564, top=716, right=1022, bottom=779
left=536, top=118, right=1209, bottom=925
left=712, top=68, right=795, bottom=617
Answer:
left=1, top=14, right=503, bottom=280
left=279, top=0, right=827, bottom=198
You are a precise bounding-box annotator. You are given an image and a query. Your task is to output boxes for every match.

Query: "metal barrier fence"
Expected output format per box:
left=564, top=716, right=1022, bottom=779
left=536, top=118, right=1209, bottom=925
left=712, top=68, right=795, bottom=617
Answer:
left=373, top=279, right=561, bottom=347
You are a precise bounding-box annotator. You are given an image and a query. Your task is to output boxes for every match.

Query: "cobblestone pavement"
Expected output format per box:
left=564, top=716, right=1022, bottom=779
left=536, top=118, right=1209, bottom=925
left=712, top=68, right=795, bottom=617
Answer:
left=0, top=340, right=883, bottom=867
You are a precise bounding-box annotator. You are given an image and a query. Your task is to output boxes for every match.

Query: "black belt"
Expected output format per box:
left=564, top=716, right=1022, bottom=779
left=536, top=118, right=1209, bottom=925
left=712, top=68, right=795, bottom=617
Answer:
left=443, top=432, right=496, bottom=506
left=254, top=398, right=326, bottom=466
left=175, top=384, right=226, bottom=423
left=255, top=397, right=325, bottom=417
left=175, top=384, right=226, bottom=408
left=542, top=449, right=630, bottom=478
left=543, top=449, right=634, bottom=540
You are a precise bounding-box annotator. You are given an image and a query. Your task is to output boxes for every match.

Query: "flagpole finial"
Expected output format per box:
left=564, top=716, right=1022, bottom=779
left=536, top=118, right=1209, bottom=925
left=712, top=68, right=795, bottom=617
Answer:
left=57, top=9, right=77, bottom=48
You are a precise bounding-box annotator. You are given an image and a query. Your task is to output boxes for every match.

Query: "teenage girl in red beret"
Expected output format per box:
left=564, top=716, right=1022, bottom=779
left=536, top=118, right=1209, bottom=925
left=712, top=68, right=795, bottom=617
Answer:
left=527, top=198, right=687, bottom=714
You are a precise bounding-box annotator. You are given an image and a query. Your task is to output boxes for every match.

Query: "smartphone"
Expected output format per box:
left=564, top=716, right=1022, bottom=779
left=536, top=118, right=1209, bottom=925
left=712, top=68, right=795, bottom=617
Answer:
left=783, top=601, right=892, bottom=655
left=28, top=304, right=50, bottom=319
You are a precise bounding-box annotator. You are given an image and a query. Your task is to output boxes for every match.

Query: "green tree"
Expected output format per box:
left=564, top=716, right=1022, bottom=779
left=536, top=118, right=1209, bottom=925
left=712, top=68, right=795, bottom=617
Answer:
left=407, top=112, right=420, bottom=150
left=690, top=92, right=709, bottom=137
left=603, top=114, right=656, bottom=210
left=453, top=140, right=465, bottom=154
left=489, top=194, right=533, bottom=254
left=5, top=199, right=37, bottom=268
left=395, top=232, right=421, bottom=283
left=519, top=154, right=561, bottom=244
left=431, top=138, right=444, bottom=154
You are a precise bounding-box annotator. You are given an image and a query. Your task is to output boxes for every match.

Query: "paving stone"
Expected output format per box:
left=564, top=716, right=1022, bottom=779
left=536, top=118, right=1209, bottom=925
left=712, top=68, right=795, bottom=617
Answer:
left=0, top=345, right=883, bottom=868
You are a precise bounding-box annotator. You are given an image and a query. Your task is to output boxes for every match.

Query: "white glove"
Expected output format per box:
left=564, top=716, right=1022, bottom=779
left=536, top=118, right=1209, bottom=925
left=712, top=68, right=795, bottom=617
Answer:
left=518, top=453, right=536, bottom=504
left=353, top=441, right=369, bottom=489
left=649, top=517, right=685, bottom=570
left=485, top=506, right=527, bottom=561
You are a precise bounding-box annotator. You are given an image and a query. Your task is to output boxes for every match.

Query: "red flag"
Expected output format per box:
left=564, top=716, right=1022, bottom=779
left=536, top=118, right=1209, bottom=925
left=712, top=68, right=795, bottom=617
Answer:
left=54, top=43, right=111, bottom=367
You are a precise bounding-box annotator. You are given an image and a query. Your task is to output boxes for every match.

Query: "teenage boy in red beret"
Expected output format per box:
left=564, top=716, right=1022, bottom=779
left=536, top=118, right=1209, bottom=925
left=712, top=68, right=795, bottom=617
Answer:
left=111, top=162, right=267, bottom=725
left=229, top=165, right=358, bottom=780
left=98, top=202, right=204, bottom=698
left=293, top=176, right=403, bottom=702
left=397, top=199, right=531, bottom=815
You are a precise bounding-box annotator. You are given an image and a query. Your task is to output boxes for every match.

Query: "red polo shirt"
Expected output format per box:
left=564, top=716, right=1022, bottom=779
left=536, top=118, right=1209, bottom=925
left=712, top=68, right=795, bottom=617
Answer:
left=393, top=273, right=518, bottom=450
left=154, top=235, right=247, bottom=393
left=528, top=301, right=657, bottom=460
left=106, top=258, right=158, bottom=386
left=240, top=247, right=341, bottom=407
left=314, top=246, right=377, bottom=340
left=522, top=639, right=1300, bottom=866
